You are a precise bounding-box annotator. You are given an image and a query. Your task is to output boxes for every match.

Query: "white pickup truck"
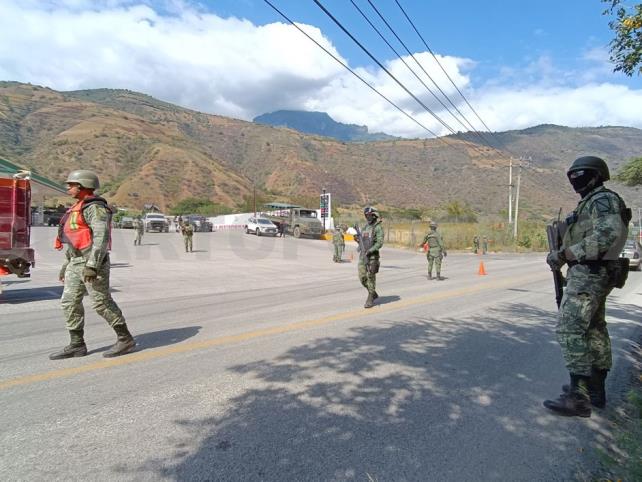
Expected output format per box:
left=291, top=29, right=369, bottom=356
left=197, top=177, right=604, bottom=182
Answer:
left=143, top=212, right=169, bottom=232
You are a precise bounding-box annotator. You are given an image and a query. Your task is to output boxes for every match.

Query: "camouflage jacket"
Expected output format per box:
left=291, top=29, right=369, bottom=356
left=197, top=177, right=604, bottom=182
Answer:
left=422, top=229, right=445, bottom=256
left=332, top=231, right=345, bottom=246
left=64, top=201, right=111, bottom=269
left=133, top=219, right=144, bottom=233
left=359, top=220, right=384, bottom=258
left=182, top=224, right=194, bottom=237
left=563, top=185, right=629, bottom=262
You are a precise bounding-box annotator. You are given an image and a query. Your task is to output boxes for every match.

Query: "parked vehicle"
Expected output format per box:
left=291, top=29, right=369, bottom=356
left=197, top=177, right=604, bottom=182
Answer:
left=0, top=175, right=34, bottom=280
left=44, top=210, right=63, bottom=226
left=183, top=214, right=213, bottom=232
left=144, top=212, right=169, bottom=232
left=246, top=217, right=278, bottom=236
left=119, top=216, right=135, bottom=229
left=263, top=203, right=323, bottom=238
left=621, top=238, right=641, bottom=271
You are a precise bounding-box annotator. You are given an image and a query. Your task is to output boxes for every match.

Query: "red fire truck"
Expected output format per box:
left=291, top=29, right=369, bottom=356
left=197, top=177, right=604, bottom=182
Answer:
left=0, top=159, right=66, bottom=289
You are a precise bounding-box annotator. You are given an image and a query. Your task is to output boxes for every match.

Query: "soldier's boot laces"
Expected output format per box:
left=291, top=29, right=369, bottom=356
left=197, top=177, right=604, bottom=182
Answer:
left=103, top=325, right=136, bottom=358
left=49, top=329, right=87, bottom=360
left=364, top=292, right=375, bottom=309
left=562, top=367, right=607, bottom=408
left=543, top=374, right=591, bottom=417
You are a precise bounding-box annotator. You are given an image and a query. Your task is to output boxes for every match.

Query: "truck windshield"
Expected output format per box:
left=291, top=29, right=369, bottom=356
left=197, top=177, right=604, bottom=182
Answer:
left=299, top=210, right=317, bottom=218
left=147, top=214, right=164, bottom=219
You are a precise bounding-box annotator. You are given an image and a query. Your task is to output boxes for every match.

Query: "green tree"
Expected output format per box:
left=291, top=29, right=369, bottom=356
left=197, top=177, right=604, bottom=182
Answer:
left=615, top=156, right=642, bottom=185
left=603, top=0, right=642, bottom=76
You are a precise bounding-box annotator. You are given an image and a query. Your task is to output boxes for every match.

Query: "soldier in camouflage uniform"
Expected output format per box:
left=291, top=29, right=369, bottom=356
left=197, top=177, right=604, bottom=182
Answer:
left=355, top=206, right=384, bottom=308
left=50, top=170, right=136, bottom=360
left=544, top=156, right=630, bottom=417
left=133, top=216, right=144, bottom=246
left=332, top=227, right=345, bottom=262
left=419, top=222, right=447, bottom=280
left=181, top=221, right=194, bottom=252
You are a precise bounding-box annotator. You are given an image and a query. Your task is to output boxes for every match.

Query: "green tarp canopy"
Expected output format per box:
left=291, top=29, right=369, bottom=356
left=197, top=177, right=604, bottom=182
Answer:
left=0, top=158, right=67, bottom=197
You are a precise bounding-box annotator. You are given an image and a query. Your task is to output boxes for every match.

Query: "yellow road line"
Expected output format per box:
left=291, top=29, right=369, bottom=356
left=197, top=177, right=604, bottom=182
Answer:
left=0, top=273, right=549, bottom=390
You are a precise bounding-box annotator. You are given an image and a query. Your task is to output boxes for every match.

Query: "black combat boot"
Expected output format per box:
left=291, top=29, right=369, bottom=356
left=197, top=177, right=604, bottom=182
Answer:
left=543, top=374, right=591, bottom=417
left=49, top=329, right=87, bottom=360
left=561, top=367, right=608, bottom=408
left=364, top=292, right=375, bottom=309
left=436, top=272, right=444, bottom=280
left=427, top=273, right=433, bottom=280
left=372, top=291, right=379, bottom=300
left=103, top=325, right=136, bottom=358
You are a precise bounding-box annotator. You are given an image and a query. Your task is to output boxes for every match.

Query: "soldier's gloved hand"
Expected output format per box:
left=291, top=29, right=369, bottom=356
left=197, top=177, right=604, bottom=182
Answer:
left=58, top=265, right=67, bottom=282
left=83, top=266, right=98, bottom=282
left=546, top=249, right=566, bottom=270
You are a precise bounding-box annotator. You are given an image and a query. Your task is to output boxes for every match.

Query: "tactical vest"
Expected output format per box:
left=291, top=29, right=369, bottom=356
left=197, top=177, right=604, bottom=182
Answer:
left=54, top=197, right=112, bottom=250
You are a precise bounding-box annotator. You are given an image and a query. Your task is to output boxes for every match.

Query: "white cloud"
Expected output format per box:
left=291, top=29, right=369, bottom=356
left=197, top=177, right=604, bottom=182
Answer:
left=1, top=1, right=641, bottom=139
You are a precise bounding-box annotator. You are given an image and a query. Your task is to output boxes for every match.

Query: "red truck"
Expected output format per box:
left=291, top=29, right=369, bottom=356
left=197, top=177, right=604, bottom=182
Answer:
left=0, top=159, right=67, bottom=291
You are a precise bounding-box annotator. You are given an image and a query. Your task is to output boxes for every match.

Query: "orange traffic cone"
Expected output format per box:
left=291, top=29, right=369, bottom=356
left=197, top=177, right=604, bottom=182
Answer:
left=478, top=261, right=487, bottom=275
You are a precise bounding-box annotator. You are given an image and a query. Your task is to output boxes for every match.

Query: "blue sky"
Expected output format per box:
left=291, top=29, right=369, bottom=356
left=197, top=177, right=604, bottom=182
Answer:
left=0, top=0, right=640, bottom=137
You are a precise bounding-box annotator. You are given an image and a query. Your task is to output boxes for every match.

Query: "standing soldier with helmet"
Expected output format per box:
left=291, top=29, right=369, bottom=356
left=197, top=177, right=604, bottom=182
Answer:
left=419, top=221, right=447, bottom=280
left=332, top=226, right=345, bottom=262
left=354, top=206, right=384, bottom=308
left=544, top=156, right=630, bottom=417
left=133, top=216, right=144, bottom=246
left=181, top=221, right=194, bottom=253
left=50, top=170, right=136, bottom=360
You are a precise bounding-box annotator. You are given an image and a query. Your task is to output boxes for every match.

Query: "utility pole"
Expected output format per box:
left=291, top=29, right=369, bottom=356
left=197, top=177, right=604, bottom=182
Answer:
left=513, top=162, right=522, bottom=239
left=253, top=183, right=256, bottom=217
left=508, top=158, right=513, bottom=225
left=638, top=207, right=641, bottom=241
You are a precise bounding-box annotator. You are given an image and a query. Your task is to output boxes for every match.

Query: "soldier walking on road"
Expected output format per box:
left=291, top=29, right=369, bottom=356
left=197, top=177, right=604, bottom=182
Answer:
left=482, top=236, right=488, bottom=254
left=544, top=156, right=630, bottom=417
left=419, top=222, right=447, bottom=280
left=133, top=216, right=144, bottom=246
left=332, top=227, right=345, bottom=262
left=473, top=235, right=480, bottom=254
left=50, top=170, right=136, bottom=360
left=355, top=207, right=384, bottom=308
left=181, top=221, right=194, bottom=252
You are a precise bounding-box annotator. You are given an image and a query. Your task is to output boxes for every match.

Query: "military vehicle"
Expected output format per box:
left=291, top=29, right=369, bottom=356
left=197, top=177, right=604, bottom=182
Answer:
left=263, top=203, right=324, bottom=239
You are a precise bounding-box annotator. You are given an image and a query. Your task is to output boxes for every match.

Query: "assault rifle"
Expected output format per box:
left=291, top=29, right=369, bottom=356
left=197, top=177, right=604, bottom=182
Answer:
left=353, top=224, right=373, bottom=267
left=546, top=209, right=564, bottom=308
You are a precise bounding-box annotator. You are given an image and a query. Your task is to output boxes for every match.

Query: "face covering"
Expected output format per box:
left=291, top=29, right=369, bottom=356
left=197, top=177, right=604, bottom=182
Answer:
left=568, top=169, right=600, bottom=196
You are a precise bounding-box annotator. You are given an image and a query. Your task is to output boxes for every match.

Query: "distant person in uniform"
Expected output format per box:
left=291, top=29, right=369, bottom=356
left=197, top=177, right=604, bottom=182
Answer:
left=473, top=235, right=480, bottom=254
left=355, top=207, right=384, bottom=308
left=181, top=221, right=194, bottom=252
left=50, top=170, right=135, bottom=360
left=332, top=227, right=345, bottom=262
left=133, top=216, right=144, bottom=246
left=419, top=221, right=447, bottom=280
left=544, top=156, right=630, bottom=417
left=482, top=236, right=488, bottom=254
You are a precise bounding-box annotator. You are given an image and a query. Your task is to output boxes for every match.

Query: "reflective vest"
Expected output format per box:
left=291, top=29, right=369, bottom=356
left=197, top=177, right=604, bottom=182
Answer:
left=54, top=197, right=111, bottom=250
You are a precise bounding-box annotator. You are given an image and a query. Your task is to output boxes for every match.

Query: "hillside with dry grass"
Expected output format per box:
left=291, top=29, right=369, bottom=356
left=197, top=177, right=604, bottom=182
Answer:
left=1, top=81, right=640, bottom=218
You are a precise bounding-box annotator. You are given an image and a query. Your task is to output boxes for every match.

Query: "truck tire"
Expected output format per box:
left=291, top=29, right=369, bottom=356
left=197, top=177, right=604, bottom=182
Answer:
left=256, top=228, right=261, bottom=237
left=293, top=226, right=301, bottom=238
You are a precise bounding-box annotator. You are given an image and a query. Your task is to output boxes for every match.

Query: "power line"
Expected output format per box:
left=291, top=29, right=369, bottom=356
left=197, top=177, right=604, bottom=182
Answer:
left=312, top=0, right=494, bottom=157
left=261, top=0, right=453, bottom=146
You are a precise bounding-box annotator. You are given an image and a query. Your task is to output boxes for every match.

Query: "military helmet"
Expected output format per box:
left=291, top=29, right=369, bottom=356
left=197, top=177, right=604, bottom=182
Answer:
left=567, top=156, right=610, bottom=181
left=363, top=206, right=379, bottom=217
left=65, top=170, right=100, bottom=190
left=429, top=221, right=438, bottom=228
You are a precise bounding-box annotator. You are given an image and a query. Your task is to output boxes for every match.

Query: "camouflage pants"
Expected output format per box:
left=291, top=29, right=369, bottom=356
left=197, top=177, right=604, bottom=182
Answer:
left=183, top=236, right=193, bottom=252
left=333, top=244, right=343, bottom=261
left=427, top=254, right=442, bottom=275
left=358, top=256, right=378, bottom=294
left=134, top=230, right=143, bottom=245
left=556, top=264, right=613, bottom=376
left=61, top=256, right=126, bottom=332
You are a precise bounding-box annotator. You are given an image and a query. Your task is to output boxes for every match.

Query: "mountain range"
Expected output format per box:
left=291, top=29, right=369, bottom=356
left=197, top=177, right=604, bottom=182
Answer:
left=1, top=81, right=640, bottom=219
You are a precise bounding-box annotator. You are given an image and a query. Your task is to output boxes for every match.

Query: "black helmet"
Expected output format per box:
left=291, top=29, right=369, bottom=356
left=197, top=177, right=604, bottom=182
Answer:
left=567, top=156, right=610, bottom=181
left=363, top=206, right=379, bottom=217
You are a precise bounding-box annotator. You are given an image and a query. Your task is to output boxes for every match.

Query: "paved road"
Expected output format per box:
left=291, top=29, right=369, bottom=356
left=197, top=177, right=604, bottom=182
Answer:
left=1, top=227, right=641, bottom=481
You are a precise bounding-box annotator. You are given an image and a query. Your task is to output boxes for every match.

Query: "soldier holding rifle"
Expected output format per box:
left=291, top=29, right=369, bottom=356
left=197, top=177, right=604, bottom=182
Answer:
left=544, top=156, right=631, bottom=417
left=354, top=206, right=384, bottom=308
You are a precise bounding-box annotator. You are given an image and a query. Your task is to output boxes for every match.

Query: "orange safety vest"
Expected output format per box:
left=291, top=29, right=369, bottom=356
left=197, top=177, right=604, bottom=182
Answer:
left=54, top=197, right=111, bottom=250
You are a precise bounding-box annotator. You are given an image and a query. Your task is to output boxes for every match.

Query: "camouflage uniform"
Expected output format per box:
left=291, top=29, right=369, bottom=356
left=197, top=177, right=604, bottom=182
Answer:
left=473, top=235, right=480, bottom=254
left=133, top=218, right=144, bottom=246
left=182, top=223, right=194, bottom=252
left=332, top=229, right=345, bottom=262
left=421, top=224, right=446, bottom=280
left=557, top=185, right=628, bottom=377
left=357, top=208, right=384, bottom=307
left=544, top=156, right=630, bottom=417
